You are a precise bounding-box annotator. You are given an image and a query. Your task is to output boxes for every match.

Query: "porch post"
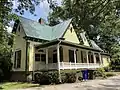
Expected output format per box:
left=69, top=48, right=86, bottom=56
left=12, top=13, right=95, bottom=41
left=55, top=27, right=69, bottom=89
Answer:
left=46, top=48, right=48, bottom=69
left=86, top=51, right=89, bottom=68
left=46, top=48, right=48, bottom=64
left=74, top=49, right=77, bottom=69
left=86, top=51, right=89, bottom=63
left=99, top=53, right=102, bottom=65
left=57, top=44, right=61, bottom=82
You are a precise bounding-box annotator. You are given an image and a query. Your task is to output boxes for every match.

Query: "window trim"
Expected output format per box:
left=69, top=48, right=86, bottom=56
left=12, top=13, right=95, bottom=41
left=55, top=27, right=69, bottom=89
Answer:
left=14, top=50, right=21, bottom=68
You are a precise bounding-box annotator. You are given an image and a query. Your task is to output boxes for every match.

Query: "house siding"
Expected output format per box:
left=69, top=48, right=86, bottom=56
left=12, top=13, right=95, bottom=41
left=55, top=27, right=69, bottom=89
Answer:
left=29, top=43, right=35, bottom=71
left=63, top=24, right=80, bottom=44
left=12, top=24, right=26, bottom=71
left=102, top=55, right=110, bottom=67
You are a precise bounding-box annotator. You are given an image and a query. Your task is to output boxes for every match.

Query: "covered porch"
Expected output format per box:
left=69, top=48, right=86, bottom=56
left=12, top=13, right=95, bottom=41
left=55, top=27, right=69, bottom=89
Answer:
left=34, top=40, right=102, bottom=71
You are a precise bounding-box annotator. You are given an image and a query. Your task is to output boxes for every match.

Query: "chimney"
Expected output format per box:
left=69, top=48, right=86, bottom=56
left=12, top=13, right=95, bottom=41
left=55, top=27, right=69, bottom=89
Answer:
left=38, top=18, right=45, bottom=24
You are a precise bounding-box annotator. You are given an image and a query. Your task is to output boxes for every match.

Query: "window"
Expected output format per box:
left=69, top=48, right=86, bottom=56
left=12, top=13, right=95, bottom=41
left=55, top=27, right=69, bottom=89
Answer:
left=53, top=53, right=57, bottom=63
left=60, top=46, right=63, bottom=62
left=69, top=50, right=74, bottom=62
left=14, top=50, right=21, bottom=68
left=41, top=54, right=46, bottom=62
left=35, top=54, right=40, bottom=61
left=95, top=53, right=100, bottom=63
left=88, top=52, right=94, bottom=63
left=81, top=51, right=87, bottom=63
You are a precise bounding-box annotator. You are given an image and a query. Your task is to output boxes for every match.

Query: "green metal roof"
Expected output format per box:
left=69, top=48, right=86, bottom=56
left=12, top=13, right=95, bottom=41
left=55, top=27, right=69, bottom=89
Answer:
left=19, top=17, right=72, bottom=41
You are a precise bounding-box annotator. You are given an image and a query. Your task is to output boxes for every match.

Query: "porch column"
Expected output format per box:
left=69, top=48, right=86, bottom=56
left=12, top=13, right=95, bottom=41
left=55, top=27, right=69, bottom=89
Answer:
left=74, top=49, right=77, bottom=69
left=86, top=51, right=89, bottom=63
left=46, top=48, right=48, bottom=64
left=57, top=44, right=61, bottom=82
left=99, top=53, right=102, bottom=64
left=93, top=52, right=96, bottom=64
left=86, top=51, right=89, bottom=68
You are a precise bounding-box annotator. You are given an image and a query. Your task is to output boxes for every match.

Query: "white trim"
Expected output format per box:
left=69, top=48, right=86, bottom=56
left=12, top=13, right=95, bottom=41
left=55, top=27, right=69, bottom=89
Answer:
left=74, top=49, right=77, bottom=69
left=57, top=44, right=61, bottom=82
left=86, top=51, right=89, bottom=63
left=46, top=48, right=48, bottom=64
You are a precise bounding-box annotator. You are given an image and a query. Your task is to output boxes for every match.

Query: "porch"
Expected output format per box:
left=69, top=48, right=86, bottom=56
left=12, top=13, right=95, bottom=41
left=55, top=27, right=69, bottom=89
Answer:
left=34, top=40, right=102, bottom=71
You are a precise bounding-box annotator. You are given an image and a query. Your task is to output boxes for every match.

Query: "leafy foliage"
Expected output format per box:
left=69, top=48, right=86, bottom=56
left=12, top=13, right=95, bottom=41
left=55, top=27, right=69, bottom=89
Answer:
left=94, top=68, right=107, bottom=79
left=34, top=71, right=59, bottom=85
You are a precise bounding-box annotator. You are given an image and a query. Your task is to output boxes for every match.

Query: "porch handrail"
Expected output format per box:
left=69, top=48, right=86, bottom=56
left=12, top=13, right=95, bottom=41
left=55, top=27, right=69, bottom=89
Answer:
left=60, top=62, right=100, bottom=69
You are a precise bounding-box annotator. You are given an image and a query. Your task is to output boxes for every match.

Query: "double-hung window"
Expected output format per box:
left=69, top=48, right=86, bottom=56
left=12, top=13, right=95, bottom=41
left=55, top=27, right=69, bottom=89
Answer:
left=14, top=50, right=21, bottom=68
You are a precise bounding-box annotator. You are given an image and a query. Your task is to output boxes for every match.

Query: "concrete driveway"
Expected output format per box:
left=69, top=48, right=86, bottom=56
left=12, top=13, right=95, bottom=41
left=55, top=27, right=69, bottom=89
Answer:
left=18, top=75, right=120, bottom=90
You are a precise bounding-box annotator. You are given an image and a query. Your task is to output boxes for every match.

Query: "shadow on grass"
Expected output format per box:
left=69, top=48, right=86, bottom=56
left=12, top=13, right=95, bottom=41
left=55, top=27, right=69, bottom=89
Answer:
left=0, top=82, right=40, bottom=89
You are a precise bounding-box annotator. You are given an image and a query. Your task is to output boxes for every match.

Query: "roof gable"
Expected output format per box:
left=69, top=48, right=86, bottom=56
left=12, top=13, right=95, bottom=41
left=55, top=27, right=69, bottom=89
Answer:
left=63, top=24, right=80, bottom=44
left=18, top=16, right=72, bottom=41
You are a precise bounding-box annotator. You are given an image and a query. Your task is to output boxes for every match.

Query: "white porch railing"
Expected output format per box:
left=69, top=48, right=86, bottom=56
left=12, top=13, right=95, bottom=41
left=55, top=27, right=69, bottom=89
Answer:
left=39, top=62, right=101, bottom=70
left=60, top=62, right=101, bottom=69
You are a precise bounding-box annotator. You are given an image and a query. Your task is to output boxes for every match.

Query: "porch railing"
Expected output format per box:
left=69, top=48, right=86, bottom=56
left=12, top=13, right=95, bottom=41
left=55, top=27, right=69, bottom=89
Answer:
left=60, top=62, right=101, bottom=69
left=39, top=62, right=101, bottom=70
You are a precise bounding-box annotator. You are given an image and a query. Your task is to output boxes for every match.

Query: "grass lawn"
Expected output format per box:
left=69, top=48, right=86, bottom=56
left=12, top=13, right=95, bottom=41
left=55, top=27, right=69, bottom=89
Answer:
left=0, top=82, right=39, bottom=90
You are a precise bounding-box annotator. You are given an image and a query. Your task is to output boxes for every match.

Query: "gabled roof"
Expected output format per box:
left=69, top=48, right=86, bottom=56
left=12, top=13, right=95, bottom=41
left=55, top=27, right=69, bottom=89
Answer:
left=19, top=16, right=72, bottom=41
left=90, top=40, right=103, bottom=51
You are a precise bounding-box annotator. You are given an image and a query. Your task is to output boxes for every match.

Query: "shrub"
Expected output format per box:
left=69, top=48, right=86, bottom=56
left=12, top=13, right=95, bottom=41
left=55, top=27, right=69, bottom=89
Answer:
left=65, top=72, right=76, bottom=83
left=34, top=72, right=43, bottom=83
left=104, top=66, right=111, bottom=72
left=76, top=71, right=83, bottom=81
left=34, top=71, right=59, bottom=85
left=93, top=68, right=107, bottom=79
left=61, top=72, right=66, bottom=83
left=48, top=71, right=59, bottom=84
left=0, top=52, right=12, bottom=82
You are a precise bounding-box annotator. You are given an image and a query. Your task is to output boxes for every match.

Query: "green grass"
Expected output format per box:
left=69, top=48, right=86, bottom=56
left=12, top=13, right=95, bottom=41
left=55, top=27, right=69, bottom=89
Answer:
left=105, top=71, right=120, bottom=77
left=0, top=82, right=39, bottom=90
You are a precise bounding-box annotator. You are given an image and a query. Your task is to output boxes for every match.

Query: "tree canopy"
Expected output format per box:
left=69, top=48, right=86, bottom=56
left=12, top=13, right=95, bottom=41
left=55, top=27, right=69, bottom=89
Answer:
left=48, top=0, right=120, bottom=69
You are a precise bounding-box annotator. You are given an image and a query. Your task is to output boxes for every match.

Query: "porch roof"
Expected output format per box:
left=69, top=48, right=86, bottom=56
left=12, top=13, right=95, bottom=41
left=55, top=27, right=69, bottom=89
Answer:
left=36, top=39, right=103, bottom=52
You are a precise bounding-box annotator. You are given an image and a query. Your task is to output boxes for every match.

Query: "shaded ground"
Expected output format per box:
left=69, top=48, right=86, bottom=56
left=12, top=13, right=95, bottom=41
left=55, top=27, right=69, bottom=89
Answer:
left=0, top=82, right=39, bottom=90
left=17, top=75, right=120, bottom=90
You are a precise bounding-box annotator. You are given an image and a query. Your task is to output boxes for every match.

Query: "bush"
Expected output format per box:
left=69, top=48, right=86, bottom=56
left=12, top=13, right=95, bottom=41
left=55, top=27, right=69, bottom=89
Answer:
left=76, top=71, right=83, bottom=81
left=34, top=71, right=59, bottom=85
left=0, top=52, right=12, bottom=82
left=48, top=71, right=59, bottom=84
left=104, top=67, right=111, bottom=72
left=65, top=72, right=76, bottom=83
left=93, top=68, right=107, bottom=79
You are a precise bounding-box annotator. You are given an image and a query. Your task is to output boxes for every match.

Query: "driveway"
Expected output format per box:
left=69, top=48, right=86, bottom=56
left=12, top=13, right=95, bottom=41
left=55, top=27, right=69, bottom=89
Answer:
left=18, top=75, right=120, bottom=90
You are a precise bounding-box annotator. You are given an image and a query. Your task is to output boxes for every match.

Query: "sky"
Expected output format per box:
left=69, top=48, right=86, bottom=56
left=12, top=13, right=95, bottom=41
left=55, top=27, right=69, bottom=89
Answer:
left=7, top=0, right=61, bottom=32
left=12, top=0, right=62, bottom=21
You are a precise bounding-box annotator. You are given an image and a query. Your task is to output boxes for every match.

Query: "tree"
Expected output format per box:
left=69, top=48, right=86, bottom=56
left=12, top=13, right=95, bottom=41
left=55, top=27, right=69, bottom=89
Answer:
left=48, top=0, right=120, bottom=70
left=0, top=0, right=56, bottom=81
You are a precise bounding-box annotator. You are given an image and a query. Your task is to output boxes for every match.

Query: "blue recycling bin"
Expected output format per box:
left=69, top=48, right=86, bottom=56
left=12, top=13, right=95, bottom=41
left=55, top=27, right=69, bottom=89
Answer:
left=82, top=70, right=88, bottom=80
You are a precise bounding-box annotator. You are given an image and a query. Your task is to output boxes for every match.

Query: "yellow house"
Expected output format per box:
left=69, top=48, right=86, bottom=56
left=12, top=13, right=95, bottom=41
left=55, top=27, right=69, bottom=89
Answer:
left=11, top=17, right=110, bottom=81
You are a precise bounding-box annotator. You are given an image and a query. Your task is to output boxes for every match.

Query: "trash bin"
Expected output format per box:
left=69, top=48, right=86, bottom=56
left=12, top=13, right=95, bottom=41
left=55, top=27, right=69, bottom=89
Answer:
left=82, top=70, right=88, bottom=81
